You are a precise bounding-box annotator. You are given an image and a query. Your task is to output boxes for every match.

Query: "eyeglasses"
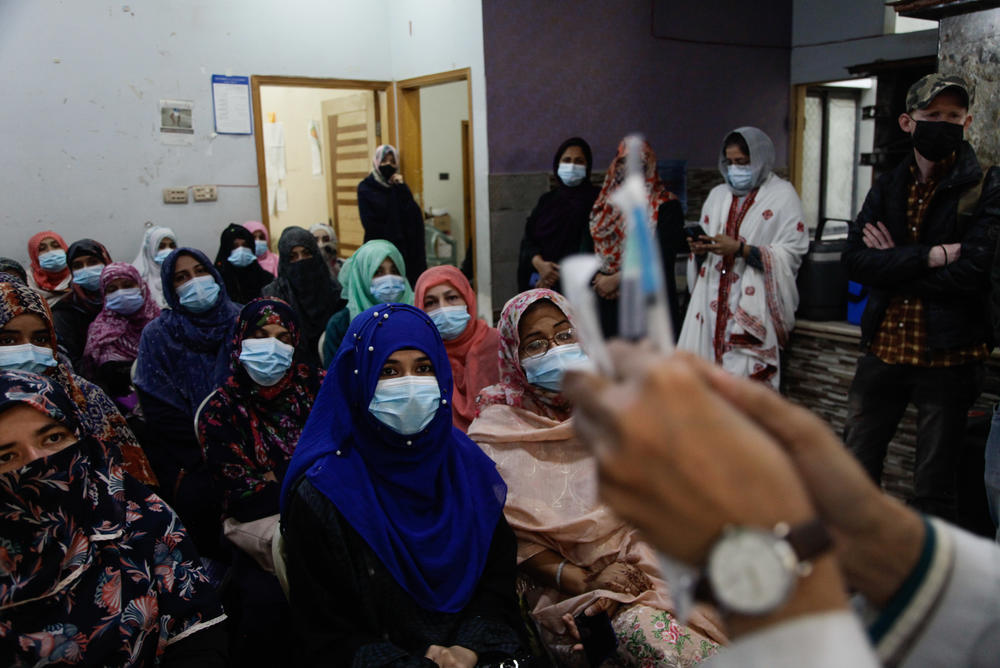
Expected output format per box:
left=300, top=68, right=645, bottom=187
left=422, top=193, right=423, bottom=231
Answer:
left=520, top=328, right=577, bottom=358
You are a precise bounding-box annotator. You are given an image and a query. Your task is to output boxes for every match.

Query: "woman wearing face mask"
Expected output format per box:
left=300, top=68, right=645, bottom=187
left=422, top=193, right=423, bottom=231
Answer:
left=197, top=298, right=323, bottom=667
left=241, top=220, right=279, bottom=276
left=469, top=289, right=725, bottom=666
left=517, top=137, right=600, bottom=293
left=0, top=370, right=228, bottom=667
left=132, top=225, right=178, bottom=308
left=82, top=262, right=161, bottom=414
left=588, top=139, right=685, bottom=338
left=0, top=277, right=157, bottom=486
left=214, top=223, right=274, bottom=305
left=415, top=265, right=499, bottom=431
left=310, top=222, right=343, bottom=278
left=134, top=248, right=240, bottom=560
left=50, top=238, right=113, bottom=375
left=321, top=239, right=412, bottom=366
left=357, top=144, right=427, bottom=286
left=261, top=226, right=342, bottom=367
left=281, top=303, right=528, bottom=667
left=26, top=230, right=72, bottom=306
left=678, top=127, right=808, bottom=388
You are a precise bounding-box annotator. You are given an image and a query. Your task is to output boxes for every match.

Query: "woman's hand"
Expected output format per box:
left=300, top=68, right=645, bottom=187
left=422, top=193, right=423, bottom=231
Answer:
left=699, top=234, right=741, bottom=257
left=586, top=560, right=653, bottom=598
left=532, top=255, right=560, bottom=289
left=425, top=645, right=477, bottom=668
left=592, top=272, right=621, bottom=300
left=389, top=173, right=405, bottom=185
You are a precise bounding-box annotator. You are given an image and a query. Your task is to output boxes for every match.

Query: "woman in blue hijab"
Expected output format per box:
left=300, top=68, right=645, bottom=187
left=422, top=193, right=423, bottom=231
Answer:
left=134, top=247, right=240, bottom=561
left=280, top=304, right=527, bottom=667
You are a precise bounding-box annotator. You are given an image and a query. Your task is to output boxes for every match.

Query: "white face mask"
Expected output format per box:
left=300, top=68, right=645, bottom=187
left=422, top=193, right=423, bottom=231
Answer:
left=557, top=162, right=587, bottom=187
left=0, top=343, right=59, bottom=374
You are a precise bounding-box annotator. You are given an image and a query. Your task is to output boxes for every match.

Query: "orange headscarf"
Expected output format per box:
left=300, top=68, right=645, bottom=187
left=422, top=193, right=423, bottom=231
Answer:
left=27, top=230, right=70, bottom=292
left=414, top=266, right=500, bottom=431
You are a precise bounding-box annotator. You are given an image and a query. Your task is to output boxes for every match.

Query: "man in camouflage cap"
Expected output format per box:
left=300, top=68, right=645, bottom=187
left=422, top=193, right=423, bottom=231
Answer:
left=842, top=71, right=1000, bottom=523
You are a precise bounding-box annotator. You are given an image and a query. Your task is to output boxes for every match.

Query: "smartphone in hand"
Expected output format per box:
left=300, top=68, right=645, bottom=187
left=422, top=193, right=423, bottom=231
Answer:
left=573, top=611, right=618, bottom=667
left=683, top=224, right=708, bottom=240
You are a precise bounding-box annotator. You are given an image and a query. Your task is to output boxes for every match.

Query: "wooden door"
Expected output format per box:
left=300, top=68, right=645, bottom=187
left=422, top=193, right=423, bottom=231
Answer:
left=322, top=93, right=378, bottom=255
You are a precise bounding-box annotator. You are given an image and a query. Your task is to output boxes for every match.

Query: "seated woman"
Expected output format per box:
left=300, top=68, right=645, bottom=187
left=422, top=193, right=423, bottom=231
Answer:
left=281, top=303, right=528, bottom=667
left=0, top=276, right=157, bottom=487
left=310, top=222, right=343, bottom=278
left=0, top=370, right=227, bottom=667
left=214, top=223, right=274, bottom=305
left=415, top=265, right=500, bottom=431
left=132, top=225, right=178, bottom=308
left=469, top=289, right=725, bottom=667
left=81, top=262, right=161, bottom=414
left=242, top=221, right=279, bottom=276
left=197, top=297, right=324, bottom=666
left=588, top=139, right=686, bottom=337
left=52, top=239, right=113, bottom=375
left=134, top=248, right=240, bottom=558
left=27, top=230, right=72, bottom=306
left=517, top=137, right=600, bottom=293
left=262, top=226, right=342, bottom=367
left=0, top=257, right=28, bottom=284
left=321, top=239, right=412, bottom=366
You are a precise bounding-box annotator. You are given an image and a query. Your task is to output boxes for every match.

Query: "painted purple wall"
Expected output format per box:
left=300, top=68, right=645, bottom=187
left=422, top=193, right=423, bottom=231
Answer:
left=483, top=0, right=792, bottom=173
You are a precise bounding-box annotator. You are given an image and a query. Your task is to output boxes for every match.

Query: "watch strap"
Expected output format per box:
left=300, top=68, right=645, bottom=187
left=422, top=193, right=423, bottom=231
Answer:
left=782, top=518, right=833, bottom=564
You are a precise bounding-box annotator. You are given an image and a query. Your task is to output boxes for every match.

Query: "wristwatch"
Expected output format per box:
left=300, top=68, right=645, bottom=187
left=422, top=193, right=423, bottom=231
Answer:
left=696, top=519, right=832, bottom=616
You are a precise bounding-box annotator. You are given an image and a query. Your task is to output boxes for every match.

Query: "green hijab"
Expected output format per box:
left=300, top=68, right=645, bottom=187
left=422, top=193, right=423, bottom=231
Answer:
left=341, top=239, right=414, bottom=319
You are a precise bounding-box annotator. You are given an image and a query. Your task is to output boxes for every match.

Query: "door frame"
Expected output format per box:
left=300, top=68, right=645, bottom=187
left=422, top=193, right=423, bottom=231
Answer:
left=394, top=68, right=475, bottom=283
left=250, top=75, right=396, bottom=236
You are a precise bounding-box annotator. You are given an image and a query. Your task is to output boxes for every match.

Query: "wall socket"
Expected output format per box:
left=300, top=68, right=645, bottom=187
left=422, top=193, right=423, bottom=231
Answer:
left=162, top=187, right=188, bottom=204
left=192, top=185, right=218, bottom=202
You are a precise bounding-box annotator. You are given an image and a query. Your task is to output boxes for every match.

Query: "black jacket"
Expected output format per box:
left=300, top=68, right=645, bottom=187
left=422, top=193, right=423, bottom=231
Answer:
left=358, top=174, right=428, bottom=286
left=843, top=142, right=1000, bottom=351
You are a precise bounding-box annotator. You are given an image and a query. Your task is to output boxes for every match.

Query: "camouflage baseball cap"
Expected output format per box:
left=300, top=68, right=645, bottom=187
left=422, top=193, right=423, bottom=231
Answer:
left=906, top=73, right=971, bottom=112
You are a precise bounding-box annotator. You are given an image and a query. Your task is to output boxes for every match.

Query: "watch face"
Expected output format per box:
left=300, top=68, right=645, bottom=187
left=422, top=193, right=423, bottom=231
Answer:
left=707, top=527, right=796, bottom=615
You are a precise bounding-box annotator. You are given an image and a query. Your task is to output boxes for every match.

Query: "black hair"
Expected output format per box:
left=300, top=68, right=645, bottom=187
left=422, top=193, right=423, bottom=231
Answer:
left=723, top=132, right=750, bottom=158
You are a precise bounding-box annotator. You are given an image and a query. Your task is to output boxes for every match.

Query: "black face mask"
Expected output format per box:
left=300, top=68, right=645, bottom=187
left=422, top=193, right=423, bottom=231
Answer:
left=379, top=164, right=397, bottom=181
left=912, top=120, right=964, bottom=162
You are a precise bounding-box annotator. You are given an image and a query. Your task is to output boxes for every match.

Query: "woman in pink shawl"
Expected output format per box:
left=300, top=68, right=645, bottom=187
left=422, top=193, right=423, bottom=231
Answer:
left=242, top=221, right=279, bottom=276
left=82, top=262, right=161, bottom=411
left=469, top=289, right=724, bottom=667
left=414, top=265, right=500, bottom=431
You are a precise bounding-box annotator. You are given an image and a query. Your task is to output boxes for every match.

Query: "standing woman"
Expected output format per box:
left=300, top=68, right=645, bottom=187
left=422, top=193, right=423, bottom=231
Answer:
left=26, top=230, right=72, bottom=306
left=469, top=289, right=725, bottom=666
left=133, top=225, right=178, bottom=308
left=214, top=223, right=274, bottom=305
left=588, top=139, right=685, bottom=337
left=518, top=137, right=600, bottom=292
left=51, top=238, right=113, bottom=374
left=0, top=277, right=157, bottom=487
left=134, top=248, right=240, bottom=557
left=261, top=226, right=342, bottom=367
left=357, top=144, right=427, bottom=286
left=242, top=220, right=279, bottom=276
left=415, top=265, right=500, bottom=431
left=678, top=127, right=808, bottom=388
left=281, top=304, right=527, bottom=666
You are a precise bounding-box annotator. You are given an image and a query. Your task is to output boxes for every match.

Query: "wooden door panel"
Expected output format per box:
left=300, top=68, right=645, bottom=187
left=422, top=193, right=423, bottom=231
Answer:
left=322, top=93, right=377, bottom=257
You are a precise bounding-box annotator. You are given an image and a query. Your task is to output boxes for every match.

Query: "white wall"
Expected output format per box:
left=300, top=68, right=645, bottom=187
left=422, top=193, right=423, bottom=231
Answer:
left=419, top=81, right=469, bottom=263
left=0, top=0, right=390, bottom=267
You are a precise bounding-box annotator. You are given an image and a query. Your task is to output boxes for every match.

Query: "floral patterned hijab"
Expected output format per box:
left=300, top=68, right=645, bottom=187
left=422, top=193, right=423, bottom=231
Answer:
left=82, top=262, right=161, bottom=373
left=475, top=289, right=577, bottom=422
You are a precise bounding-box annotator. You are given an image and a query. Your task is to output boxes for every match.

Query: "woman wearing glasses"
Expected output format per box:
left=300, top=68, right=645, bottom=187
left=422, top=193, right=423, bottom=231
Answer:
left=469, top=289, right=725, bottom=667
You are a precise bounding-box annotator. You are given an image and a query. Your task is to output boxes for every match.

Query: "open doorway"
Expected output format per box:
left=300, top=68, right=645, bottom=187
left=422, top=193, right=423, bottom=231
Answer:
left=396, top=69, right=474, bottom=278
left=250, top=76, right=395, bottom=256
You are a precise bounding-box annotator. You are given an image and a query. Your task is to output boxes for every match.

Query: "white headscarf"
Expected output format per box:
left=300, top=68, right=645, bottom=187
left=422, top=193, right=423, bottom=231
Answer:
left=718, top=126, right=775, bottom=196
left=131, top=226, right=176, bottom=308
left=371, top=144, right=399, bottom=188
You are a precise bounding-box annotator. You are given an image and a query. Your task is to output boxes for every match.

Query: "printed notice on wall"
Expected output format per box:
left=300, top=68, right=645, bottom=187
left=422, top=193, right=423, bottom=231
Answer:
left=212, top=75, right=252, bottom=135
left=160, top=99, right=194, bottom=145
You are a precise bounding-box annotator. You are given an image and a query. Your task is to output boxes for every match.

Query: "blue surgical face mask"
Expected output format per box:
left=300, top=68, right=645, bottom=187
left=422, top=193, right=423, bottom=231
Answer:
left=239, top=336, right=295, bottom=387
left=154, top=248, right=172, bottom=265
left=38, top=250, right=67, bottom=272
left=520, top=343, right=589, bottom=392
left=0, top=343, right=59, bottom=374
left=105, top=287, right=145, bottom=315
left=557, top=162, right=587, bottom=187
left=72, top=264, right=105, bottom=292
left=368, top=375, right=441, bottom=436
left=727, top=164, right=755, bottom=191
left=428, top=305, right=471, bottom=341
left=228, top=246, right=256, bottom=268
left=370, top=274, right=407, bottom=304
left=176, top=275, right=221, bottom=313
left=254, top=239, right=269, bottom=257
